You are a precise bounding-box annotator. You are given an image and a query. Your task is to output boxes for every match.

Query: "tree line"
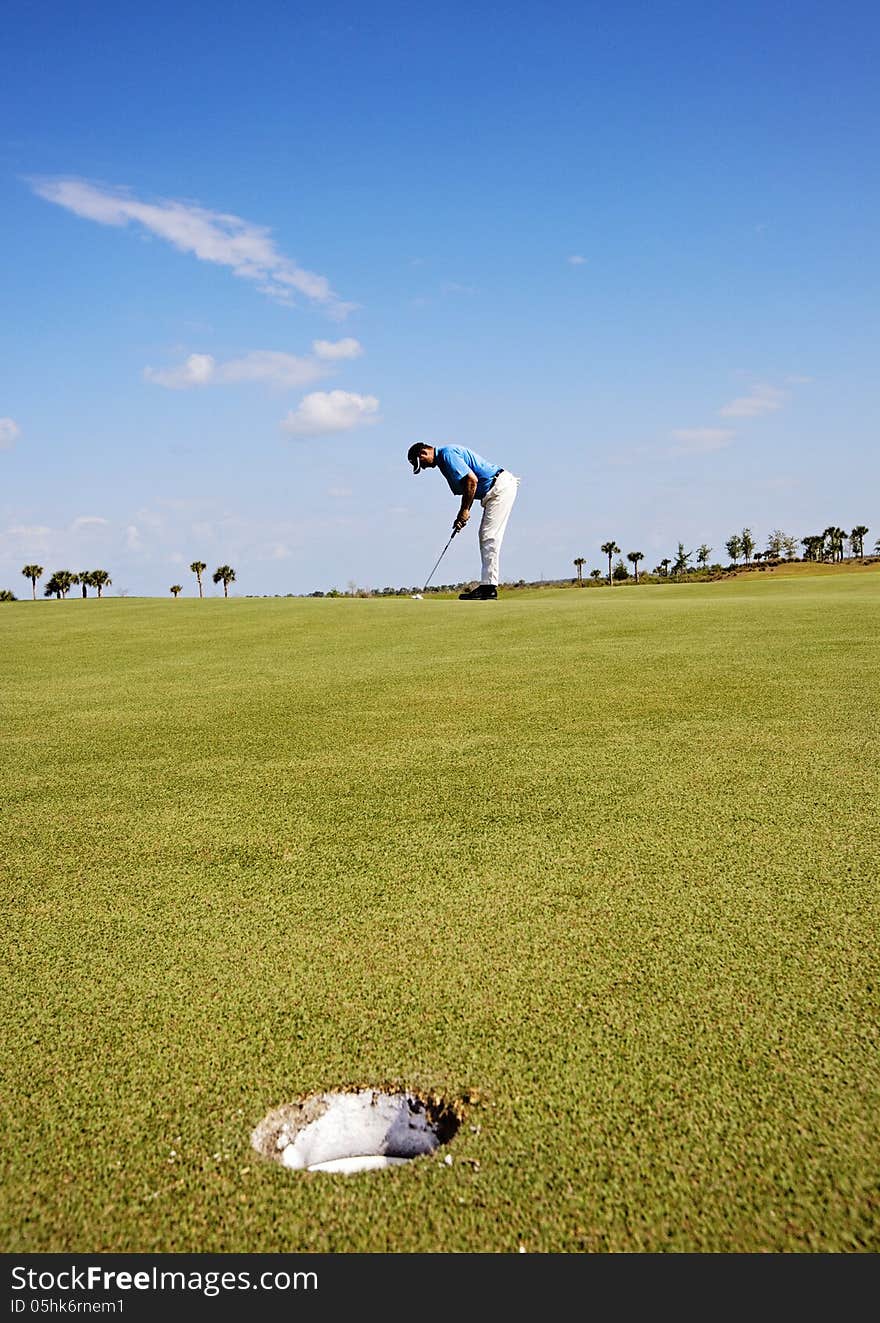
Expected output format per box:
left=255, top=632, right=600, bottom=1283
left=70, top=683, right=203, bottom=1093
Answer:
left=3, top=523, right=875, bottom=602
left=574, top=524, right=875, bottom=585
left=5, top=561, right=237, bottom=602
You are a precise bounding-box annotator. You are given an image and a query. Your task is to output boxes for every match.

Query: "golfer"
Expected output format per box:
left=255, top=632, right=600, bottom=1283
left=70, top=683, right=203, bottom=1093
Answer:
left=407, top=442, right=519, bottom=599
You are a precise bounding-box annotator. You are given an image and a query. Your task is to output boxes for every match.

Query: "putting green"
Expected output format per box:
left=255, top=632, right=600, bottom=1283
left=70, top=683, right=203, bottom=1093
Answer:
left=2, top=571, right=878, bottom=1251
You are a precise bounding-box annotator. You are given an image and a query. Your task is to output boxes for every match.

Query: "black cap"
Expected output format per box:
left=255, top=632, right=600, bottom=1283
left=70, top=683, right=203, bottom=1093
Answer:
left=407, top=442, right=426, bottom=473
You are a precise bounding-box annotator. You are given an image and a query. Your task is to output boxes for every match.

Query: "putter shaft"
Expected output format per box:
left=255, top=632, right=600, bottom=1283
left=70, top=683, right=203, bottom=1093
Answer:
left=422, top=527, right=458, bottom=593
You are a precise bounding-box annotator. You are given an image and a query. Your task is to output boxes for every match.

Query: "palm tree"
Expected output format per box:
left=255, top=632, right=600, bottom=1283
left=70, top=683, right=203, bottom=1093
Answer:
left=659, top=558, right=671, bottom=577
left=626, top=550, right=644, bottom=583
left=600, top=540, right=620, bottom=585
left=850, top=525, right=869, bottom=558
left=213, top=565, right=236, bottom=597
left=170, top=584, right=183, bottom=597
left=589, top=568, right=602, bottom=581
left=90, top=570, right=111, bottom=599
left=697, top=544, right=712, bottom=569
left=725, top=534, right=742, bottom=565
left=671, top=542, right=692, bottom=577
left=55, top=570, right=75, bottom=599
left=44, top=570, right=75, bottom=599
left=21, top=564, right=44, bottom=600
left=573, top=557, right=586, bottom=585
left=822, top=526, right=847, bottom=562
left=832, top=527, right=847, bottom=562
left=76, top=571, right=94, bottom=599
left=0, top=589, right=17, bottom=602
left=191, top=561, right=207, bottom=598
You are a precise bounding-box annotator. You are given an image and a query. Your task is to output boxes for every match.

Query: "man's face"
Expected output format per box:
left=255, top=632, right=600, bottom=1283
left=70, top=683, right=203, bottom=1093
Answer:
left=418, top=446, right=436, bottom=468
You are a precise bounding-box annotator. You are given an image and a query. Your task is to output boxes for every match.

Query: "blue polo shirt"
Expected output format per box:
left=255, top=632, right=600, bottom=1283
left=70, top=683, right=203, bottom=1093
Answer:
left=435, top=446, right=501, bottom=499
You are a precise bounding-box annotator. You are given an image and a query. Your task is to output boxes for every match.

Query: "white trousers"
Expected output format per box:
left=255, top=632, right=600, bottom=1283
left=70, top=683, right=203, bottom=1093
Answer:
left=479, top=470, right=519, bottom=585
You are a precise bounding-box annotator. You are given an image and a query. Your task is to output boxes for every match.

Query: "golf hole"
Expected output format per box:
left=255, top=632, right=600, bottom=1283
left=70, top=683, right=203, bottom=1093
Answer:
left=251, top=1089, right=460, bottom=1174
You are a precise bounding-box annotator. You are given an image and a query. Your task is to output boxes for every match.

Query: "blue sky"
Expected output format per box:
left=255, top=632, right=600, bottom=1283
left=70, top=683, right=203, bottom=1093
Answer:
left=2, top=0, right=878, bottom=595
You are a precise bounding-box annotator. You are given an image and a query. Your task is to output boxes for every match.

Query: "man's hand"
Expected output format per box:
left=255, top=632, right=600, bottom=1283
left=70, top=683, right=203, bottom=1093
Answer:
left=453, top=509, right=470, bottom=533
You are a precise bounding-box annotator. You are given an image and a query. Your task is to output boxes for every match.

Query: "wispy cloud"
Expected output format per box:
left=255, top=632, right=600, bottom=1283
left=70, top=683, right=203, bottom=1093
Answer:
left=669, top=428, right=735, bottom=455
left=70, top=515, right=109, bottom=532
left=0, top=523, right=52, bottom=559
left=31, top=177, right=357, bottom=316
left=145, top=354, right=216, bottom=389
left=312, top=337, right=363, bottom=361
left=281, top=390, right=380, bottom=437
left=144, top=339, right=364, bottom=390
left=567, top=254, right=587, bottom=265
left=668, top=375, right=808, bottom=458
left=0, top=418, right=21, bottom=450
left=219, top=352, right=327, bottom=387
left=719, top=383, right=786, bottom=418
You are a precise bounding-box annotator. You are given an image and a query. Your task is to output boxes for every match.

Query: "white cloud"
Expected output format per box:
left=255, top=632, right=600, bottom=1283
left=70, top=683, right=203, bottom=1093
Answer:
left=719, top=383, right=786, bottom=418
left=669, top=428, right=735, bottom=455
left=125, top=524, right=141, bottom=550
left=312, top=337, right=363, bottom=361
left=0, top=418, right=21, bottom=450
left=327, top=487, right=352, bottom=498
left=71, top=515, right=109, bottom=532
left=144, top=353, right=216, bottom=388
left=567, top=254, right=587, bottom=265
left=785, top=374, right=812, bottom=385
left=145, top=342, right=365, bottom=390
left=281, top=390, right=380, bottom=437
left=218, top=351, right=327, bottom=388
left=31, top=177, right=356, bottom=316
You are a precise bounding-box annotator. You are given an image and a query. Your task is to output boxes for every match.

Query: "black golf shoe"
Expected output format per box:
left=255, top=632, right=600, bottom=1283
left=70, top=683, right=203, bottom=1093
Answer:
left=458, top=584, right=498, bottom=600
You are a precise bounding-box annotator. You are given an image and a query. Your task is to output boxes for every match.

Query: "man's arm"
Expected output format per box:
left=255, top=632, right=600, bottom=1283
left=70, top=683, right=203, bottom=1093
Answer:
left=453, top=473, right=478, bottom=531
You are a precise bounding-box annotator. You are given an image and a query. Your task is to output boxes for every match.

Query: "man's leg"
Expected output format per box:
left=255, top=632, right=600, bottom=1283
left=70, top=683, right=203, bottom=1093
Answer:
left=479, top=472, right=519, bottom=584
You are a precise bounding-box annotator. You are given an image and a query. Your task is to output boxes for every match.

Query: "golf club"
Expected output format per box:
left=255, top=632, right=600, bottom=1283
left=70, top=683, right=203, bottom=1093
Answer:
left=413, top=527, right=459, bottom=598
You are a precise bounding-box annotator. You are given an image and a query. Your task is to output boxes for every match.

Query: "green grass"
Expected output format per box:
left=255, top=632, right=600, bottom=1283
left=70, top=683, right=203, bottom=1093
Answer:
left=2, top=571, right=879, bottom=1252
